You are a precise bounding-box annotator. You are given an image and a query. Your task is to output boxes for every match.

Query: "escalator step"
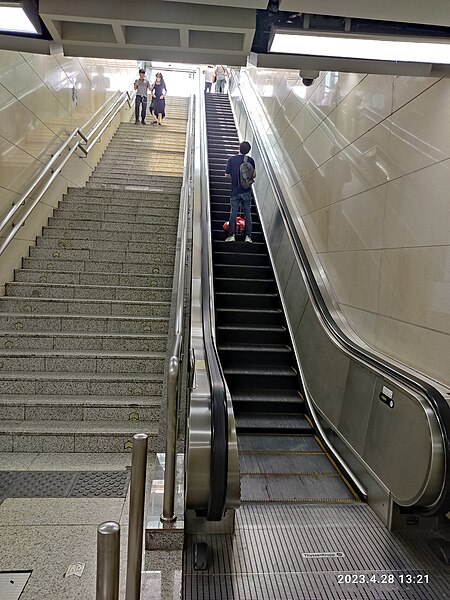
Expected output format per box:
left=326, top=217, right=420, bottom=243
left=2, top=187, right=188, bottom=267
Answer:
left=217, top=307, right=284, bottom=326
left=216, top=324, right=289, bottom=345
left=214, top=278, right=276, bottom=294
left=236, top=413, right=311, bottom=433
left=241, top=473, right=356, bottom=502
left=231, top=389, right=303, bottom=412
left=215, top=292, right=279, bottom=310
left=238, top=434, right=321, bottom=452
left=219, top=344, right=294, bottom=368
left=240, top=453, right=335, bottom=475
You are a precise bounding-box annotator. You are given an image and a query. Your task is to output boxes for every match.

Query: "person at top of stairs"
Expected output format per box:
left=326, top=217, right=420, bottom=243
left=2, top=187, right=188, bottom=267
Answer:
left=224, top=141, right=256, bottom=244
left=134, top=68, right=152, bottom=125
left=151, top=72, right=167, bottom=126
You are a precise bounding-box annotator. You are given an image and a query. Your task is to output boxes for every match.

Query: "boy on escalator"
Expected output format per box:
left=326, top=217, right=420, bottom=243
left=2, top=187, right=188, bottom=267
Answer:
left=224, top=141, right=256, bottom=243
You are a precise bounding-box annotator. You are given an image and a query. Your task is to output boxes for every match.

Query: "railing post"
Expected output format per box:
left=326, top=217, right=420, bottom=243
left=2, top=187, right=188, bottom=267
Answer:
left=125, top=433, right=148, bottom=600
left=161, top=355, right=179, bottom=524
left=96, top=521, right=120, bottom=600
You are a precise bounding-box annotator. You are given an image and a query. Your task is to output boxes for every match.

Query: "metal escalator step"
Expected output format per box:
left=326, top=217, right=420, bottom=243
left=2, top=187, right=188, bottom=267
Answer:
left=235, top=412, right=310, bottom=432
left=241, top=473, right=356, bottom=502
left=219, top=344, right=294, bottom=368
left=217, top=307, right=284, bottom=326
left=240, top=453, right=335, bottom=475
left=215, top=292, right=279, bottom=310
left=238, top=434, right=321, bottom=452
left=225, top=368, right=298, bottom=391
left=213, top=252, right=269, bottom=267
left=232, top=389, right=303, bottom=412
left=216, top=324, right=289, bottom=345
left=214, top=277, right=276, bottom=294
left=213, top=241, right=266, bottom=254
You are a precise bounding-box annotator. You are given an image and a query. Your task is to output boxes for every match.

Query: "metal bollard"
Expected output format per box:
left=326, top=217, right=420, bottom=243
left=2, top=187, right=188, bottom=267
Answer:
left=125, top=433, right=148, bottom=600
left=96, top=521, right=120, bottom=600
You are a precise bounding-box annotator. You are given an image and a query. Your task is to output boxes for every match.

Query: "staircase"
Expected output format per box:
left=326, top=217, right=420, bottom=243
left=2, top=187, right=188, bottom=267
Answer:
left=0, top=97, right=189, bottom=453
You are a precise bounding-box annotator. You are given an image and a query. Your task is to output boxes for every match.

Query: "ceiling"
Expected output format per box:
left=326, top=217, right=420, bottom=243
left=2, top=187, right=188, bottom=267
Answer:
left=0, top=0, right=449, bottom=72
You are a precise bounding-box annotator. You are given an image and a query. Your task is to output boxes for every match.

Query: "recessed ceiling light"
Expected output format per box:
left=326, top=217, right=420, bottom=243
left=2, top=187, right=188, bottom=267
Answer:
left=270, top=32, right=450, bottom=64
left=0, top=2, right=39, bottom=34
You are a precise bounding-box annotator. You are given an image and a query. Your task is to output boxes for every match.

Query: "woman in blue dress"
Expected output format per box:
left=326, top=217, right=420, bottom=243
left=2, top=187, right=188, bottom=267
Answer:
left=151, top=72, right=167, bottom=125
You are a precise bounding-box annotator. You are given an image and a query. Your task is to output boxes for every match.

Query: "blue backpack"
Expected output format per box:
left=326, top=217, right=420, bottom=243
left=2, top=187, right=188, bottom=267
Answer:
left=239, top=156, right=254, bottom=190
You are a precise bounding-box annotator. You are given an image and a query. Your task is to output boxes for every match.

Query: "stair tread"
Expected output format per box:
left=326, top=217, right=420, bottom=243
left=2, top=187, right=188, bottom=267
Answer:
left=0, top=311, right=168, bottom=321
left=0, top=349, right=164, bottom=358
left=0, top=331, right=166, bottom=339
left=8, top=282, right=172, bottom=292
left=0, top=394, right=161, bottom=406
left=1, top=296, right=170, bottom=307
left=0, top=371, right=164, bottom=380
left=0, top=420, right=159, bottom=434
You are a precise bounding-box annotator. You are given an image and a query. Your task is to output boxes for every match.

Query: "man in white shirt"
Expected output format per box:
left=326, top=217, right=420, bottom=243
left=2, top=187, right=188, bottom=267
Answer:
left=203, top=65, right=215, bottom=93
left=134, top=68, right=152, bottom=124
left=214, top=65, right=230, bottom=93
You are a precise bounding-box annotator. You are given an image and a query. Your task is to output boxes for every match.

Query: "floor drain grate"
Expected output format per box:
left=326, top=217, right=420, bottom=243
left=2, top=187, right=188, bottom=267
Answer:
left=0, top=470, right=130, bottom=500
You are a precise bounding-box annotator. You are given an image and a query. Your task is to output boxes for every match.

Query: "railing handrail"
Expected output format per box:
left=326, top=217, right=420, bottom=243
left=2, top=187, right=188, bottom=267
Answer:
left=161, top=90, right=195, bottom=523
left=0, top=89, right=134, bottom=257
left=230, top=68, right=449, bottom=515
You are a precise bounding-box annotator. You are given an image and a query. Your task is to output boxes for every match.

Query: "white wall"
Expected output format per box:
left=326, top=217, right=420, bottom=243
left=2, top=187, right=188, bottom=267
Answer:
left=0, top=50, right=137, bottom=289
left=241, top=66, right=450, bottom=387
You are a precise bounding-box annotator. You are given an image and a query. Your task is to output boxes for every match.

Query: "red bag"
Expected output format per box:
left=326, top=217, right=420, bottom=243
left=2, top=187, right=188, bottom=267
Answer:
left=223, top=216, right=245, bottom=233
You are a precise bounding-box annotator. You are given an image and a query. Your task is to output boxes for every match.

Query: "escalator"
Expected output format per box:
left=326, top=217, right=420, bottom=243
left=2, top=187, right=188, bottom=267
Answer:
left=205, top=92, right=357, bottom=505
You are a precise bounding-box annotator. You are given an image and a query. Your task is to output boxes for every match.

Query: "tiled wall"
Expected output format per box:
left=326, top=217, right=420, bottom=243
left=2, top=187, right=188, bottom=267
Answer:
left=240, top=66, right=450, bottom=387
left=0, top=49, right=137, bottom=288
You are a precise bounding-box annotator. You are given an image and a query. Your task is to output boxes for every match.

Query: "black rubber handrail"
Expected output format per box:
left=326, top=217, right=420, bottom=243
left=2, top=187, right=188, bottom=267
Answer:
left=232, top=70, right=449, bottom=516
left=199, top=88, right=229, bottom=521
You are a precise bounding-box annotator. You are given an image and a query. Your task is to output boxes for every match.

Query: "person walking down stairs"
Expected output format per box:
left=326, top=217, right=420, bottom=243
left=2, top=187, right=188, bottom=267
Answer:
left=134, top=68, right=152, bottom=125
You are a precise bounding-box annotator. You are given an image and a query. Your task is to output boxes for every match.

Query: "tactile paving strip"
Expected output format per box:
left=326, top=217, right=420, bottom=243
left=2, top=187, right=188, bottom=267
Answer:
left=0, top=470, right=130, bottom=499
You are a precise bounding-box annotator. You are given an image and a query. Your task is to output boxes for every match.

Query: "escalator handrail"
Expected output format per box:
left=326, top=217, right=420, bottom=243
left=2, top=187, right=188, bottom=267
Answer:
left=230, top=69, right=450, bottom=515
left=198, top=81, right=229, bottom=521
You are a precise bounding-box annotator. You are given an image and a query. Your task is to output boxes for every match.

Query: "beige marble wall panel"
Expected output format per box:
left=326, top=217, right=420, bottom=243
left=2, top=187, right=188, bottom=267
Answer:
left=0, top=135, right=42, bottom=196
left=326, top=186, right=386, bottom=252
left=388, top=79, right=450, bottom=179
left=378, top=246, right=450, bottom=334
left=375, top=316, right=450, bottom=386
left=331, top=74, right=394, bottom=151
left=0, top=187, right=21, bottom=225
left=334, top=72, right=367, bottom=105
left=392, top=76, right=440, bottom=112
left=384, top=159, right=450, bottom=249
left=320, top=249, right=382, bottom=313
left=0, top=50, right=25, bottom=79
left=291, top=159, right=333, bottom=215
left=329, top=121, right=391, bottom=204
left=341, top=305, right=377, bottom=347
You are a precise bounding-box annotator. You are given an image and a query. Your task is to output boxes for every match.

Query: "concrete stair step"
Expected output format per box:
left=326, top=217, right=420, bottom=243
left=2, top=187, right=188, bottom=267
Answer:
left=29, top=246, right=176, bottom=265
left=0, top=313, right=168, bottom=334
left=0, top=331, right=168, bottom=352
left=14, top=268, right=174, bottom=288
left=6, top=282, right=173, bottom=302
left=0, top=394, right=161, bottom=421
left=89, top=172, right=182, bottom=183
left=58, top=200, right=179, bottom=216
left=41, top=227, right=176, bottom=245
left=52, top=208, right=177, bottom=226
left=47, top=217, right=177, bottom=235
left=0, top=296, right=171, bottom=318
left=85, top=182, right=182, bottom=193
left=0, top=371, right=164, bottom=396
left=0, top=349, right=165, bottom=374
left=36, top=236, right=176, bottom=252
left=63, top=191, right=180, bottom=206
left=22, top=258, right=174, bottom=276
left=0, top=420, right=159, bottom=452
left=65, top=187, right=180, bottom=201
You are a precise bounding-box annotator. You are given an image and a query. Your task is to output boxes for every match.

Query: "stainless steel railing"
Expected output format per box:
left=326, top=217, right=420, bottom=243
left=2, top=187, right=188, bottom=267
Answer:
left=161, top=90, right=195, bottom=523
left=0, top=89, right=134, bottom=257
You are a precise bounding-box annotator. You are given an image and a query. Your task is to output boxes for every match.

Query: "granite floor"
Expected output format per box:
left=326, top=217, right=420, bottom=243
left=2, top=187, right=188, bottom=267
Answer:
left=0, top=452, right=182, bottom=600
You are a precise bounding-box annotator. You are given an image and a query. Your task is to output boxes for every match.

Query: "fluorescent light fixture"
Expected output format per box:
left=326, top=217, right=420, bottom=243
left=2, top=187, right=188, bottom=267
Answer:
left=270, top=32, right=450, bottom=64
left=0, top=1, right=40, bottom=34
